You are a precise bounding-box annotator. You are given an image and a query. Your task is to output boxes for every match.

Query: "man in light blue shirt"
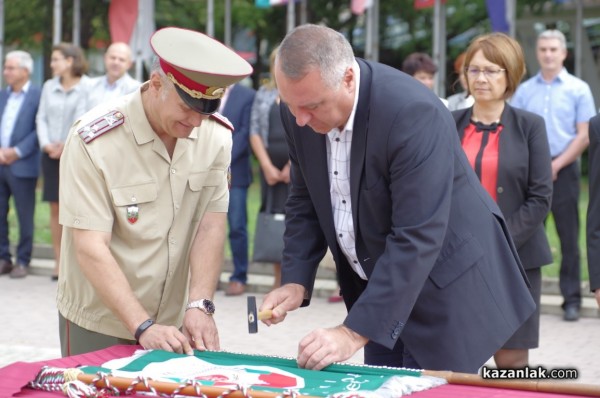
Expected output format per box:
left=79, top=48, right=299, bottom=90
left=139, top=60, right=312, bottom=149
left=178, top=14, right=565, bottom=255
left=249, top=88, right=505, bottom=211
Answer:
left=83, top=42, right=141, bottom=112
left=0, top=50, right=41, bottom=278
left=512, top=29, right=596, bottom=321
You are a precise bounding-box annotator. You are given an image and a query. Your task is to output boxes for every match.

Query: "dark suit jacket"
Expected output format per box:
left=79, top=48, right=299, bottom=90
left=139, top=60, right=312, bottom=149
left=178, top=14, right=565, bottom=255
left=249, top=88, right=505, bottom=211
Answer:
left=279, top=59, right=535, bottom=373
left=586, top=113, right=600, bottom=292
left=453, top=104, right=553, bottom=269
left=0, top=84, right=41, bottom=178
left=221, top=84, right=256, bottom=188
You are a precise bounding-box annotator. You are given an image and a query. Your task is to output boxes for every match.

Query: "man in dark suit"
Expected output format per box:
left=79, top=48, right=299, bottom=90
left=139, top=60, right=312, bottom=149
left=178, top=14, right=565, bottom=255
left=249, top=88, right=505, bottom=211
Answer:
left=0, top=50, right=42, bottom=278
left=220, top=83, right=256, bottom=296
left=259, top=24, right=535, bottom=374
left=586, top=113, right=600, bottom=309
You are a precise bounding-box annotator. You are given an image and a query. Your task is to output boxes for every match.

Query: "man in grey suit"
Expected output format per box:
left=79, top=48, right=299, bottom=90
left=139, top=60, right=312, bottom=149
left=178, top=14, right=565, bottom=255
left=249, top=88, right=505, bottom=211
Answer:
left=0, top=50, right=41, bottom=278
left=84, top=42, right=140, bottom=112
left=259, top=24, right=535, bottom=374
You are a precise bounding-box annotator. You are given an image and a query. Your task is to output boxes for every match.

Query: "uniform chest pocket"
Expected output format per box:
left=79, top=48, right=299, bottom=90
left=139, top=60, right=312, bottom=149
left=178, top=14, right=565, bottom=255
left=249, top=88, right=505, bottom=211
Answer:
left=110, top=182, right=158, bottom=232
left=187, top=171, right=224, bottom=221
left=188, top=170, right=223, bottom=191
left=111, top=182, right=158, bottom=206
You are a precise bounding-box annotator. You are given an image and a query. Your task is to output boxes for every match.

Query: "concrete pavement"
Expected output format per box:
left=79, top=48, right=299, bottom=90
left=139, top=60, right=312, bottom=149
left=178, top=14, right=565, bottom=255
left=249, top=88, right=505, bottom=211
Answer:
left=0, top=267, right=599, bottom=386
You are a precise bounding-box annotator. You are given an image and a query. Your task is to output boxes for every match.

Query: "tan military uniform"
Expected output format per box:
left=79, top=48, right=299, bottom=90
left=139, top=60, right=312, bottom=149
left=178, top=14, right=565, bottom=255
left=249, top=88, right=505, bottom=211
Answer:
left=56, top=85, right=232, bottom=339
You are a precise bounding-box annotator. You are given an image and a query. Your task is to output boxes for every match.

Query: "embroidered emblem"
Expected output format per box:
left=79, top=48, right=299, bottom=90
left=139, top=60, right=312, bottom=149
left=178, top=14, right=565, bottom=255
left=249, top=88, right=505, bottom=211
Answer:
left=127, top=205, right=139, bottom=224
left=78, top=110, right=125, bottom=144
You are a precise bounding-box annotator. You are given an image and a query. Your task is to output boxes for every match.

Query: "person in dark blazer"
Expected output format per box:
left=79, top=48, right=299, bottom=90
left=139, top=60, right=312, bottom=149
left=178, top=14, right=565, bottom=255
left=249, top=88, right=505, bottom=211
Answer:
left=452, top=33, right=553, bottom=368
left=586, top=113, right=600, bottom=309
left=0, top=50, right=42, bottom=278
left=220, top=83, right=256, bottom=296
left=259, top=24, right=535, bottom=374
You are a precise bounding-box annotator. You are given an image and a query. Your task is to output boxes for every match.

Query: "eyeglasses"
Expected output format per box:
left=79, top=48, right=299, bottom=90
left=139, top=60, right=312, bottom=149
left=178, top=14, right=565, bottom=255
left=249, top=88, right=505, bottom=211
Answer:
left=465, top=67, right=506, bottom=79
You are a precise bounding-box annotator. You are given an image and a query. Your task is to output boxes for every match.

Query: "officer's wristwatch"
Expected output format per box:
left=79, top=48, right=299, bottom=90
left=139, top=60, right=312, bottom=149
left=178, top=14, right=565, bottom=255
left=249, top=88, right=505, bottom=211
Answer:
left=186, top=299, right=215, bottom=315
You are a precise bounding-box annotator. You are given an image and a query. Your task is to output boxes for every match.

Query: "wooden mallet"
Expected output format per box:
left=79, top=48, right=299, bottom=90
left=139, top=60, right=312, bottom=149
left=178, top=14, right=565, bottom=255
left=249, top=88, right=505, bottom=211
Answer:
left=247, top=296, right=273, bottom=333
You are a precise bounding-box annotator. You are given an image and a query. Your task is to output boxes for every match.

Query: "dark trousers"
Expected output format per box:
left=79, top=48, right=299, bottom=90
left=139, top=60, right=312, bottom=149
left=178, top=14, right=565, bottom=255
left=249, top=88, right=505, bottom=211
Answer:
left=0, top=166, right=37, bottom=266
left=550, top=161, right=582, bottom=309
left=228, top=187, right=249, bottom=284
left=59, top=312, right=135, bottom=357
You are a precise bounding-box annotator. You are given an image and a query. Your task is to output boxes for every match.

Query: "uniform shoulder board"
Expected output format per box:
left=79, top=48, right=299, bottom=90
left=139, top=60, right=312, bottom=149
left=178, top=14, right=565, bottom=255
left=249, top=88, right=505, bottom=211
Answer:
left=210, top=112, right=234, bottom=132
left=77, top=110, right=125, bottom=144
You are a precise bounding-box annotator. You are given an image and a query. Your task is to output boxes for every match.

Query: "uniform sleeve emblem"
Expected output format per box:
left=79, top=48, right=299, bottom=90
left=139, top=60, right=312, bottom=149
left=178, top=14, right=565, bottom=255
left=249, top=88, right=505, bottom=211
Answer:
left=78, top=110, right=125, bottom=144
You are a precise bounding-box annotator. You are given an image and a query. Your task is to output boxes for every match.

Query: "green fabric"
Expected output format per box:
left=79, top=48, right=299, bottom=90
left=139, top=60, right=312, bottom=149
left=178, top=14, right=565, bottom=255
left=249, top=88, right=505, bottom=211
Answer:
left=81, top=349, right=422, bottom=396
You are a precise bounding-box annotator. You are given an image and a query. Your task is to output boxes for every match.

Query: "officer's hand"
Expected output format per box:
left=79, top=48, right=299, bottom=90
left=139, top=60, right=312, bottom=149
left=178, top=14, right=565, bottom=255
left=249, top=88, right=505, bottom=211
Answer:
left=297, top=325, right=368, bottom=370
left=138, top=323, right=194, bottom=355
left=260, top=283, right=305, bottom=326
left=182, top=310, right=220, bottom=352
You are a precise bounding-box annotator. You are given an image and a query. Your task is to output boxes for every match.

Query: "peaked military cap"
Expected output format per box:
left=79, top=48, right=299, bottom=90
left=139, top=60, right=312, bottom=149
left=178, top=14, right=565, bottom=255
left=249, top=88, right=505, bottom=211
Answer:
left=150, top=27, right=253, bottom=114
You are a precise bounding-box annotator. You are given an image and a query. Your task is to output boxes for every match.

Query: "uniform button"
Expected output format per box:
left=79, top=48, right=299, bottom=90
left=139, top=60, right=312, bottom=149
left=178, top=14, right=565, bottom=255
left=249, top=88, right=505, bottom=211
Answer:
left=334, top=171, right=338, bottom=175
left=497, top=187, right=504, bottom=193
left=338, top=233, right=343, bottom=238
left=171, top=169, right=176, bottom=174
left=342, top=200, right=346, bottom=204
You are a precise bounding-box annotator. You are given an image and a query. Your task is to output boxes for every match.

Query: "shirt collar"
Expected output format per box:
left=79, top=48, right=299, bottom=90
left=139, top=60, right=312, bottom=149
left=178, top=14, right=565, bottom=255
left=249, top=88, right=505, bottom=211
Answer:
left=535, top=67, right=568, bottom=84
left=329, top=59, right=361, bottom=136
left=8, top=80, right=30, bottom=95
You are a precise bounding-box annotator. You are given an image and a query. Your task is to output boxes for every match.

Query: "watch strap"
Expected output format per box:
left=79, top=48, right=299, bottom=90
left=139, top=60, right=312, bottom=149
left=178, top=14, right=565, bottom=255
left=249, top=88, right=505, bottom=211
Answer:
left=134, top=318, right=155, bottom=341
left=186, top=299, right=215, bottom=315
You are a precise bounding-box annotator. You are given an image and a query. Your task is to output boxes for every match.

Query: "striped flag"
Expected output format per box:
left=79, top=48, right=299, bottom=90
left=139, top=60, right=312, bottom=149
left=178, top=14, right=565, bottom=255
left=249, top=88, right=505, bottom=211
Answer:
left=108, top=0, right=138, bottom=43
left=486, top=0, right=509, bottom=33
left=256, top=0, right=290, bottom=8
left=414, top=0, right=446, bottom=9
left=351, top=0, right=374, bottom=15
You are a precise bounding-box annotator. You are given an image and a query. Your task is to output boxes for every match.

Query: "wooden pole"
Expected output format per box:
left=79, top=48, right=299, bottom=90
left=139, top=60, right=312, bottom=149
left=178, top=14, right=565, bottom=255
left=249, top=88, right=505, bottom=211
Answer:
left=424, top=370, right=600, bottom=397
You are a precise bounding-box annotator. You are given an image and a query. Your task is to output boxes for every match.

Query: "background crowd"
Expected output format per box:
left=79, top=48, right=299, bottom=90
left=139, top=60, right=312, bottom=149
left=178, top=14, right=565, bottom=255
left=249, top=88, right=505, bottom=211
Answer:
left=0, top=21, right=598, bottom=373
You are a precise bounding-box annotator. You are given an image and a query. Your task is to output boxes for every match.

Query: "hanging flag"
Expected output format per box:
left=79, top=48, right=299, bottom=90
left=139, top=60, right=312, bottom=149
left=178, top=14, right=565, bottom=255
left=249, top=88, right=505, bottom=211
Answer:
left=351, top=0, right=374, bottom=15
left=414, top=0, right=446, bottom=9
left=108, top=0, right=138, bottom=43
left=486, top=0, right=509, bottom=33
left=256, top=0, right=291, bottom=7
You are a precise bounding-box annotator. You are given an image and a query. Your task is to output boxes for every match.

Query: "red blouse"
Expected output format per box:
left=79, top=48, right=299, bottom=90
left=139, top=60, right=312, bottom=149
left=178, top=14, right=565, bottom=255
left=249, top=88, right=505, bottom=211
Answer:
left=461, top=121, right=503, bottom=202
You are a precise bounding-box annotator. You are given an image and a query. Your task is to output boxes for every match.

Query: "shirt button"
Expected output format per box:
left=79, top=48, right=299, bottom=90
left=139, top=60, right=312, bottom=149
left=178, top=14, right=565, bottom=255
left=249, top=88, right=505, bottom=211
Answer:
left=338, top=233, right=343, bottom=238
left=335, top=138, right=340, bottom=142
left=171, top=169, right=176, bottom=174
left=497, top=187, right=504, bottom=193
left=74, top=219, right=80, bottom=225
left=334, top=171, right=338, bottom=175
left=342, top=200, right=346, bottom=204
left=131, top=196, right=137, bottom=203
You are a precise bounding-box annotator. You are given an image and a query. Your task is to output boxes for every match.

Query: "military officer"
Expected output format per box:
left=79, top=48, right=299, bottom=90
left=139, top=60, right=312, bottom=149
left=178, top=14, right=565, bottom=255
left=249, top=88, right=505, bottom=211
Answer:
left=56, top=27, right=253, bottom=357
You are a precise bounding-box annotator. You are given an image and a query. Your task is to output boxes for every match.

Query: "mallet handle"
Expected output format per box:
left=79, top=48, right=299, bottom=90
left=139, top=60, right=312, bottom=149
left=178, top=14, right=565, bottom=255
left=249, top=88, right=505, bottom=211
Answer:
left=258, top=310, right=273, bottom=321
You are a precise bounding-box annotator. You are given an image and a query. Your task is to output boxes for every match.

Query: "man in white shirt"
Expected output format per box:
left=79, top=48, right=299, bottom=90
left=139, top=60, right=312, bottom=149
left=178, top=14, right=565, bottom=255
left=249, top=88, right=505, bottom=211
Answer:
left=84, top=42, right=141, bottom=112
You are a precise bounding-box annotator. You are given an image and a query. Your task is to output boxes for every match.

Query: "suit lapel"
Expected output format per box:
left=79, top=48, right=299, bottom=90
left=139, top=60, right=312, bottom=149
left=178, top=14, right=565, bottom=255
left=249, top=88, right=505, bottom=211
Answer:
left=0, top=89, right=8, bottom=122
left=350, top=59, right=372, bottom=224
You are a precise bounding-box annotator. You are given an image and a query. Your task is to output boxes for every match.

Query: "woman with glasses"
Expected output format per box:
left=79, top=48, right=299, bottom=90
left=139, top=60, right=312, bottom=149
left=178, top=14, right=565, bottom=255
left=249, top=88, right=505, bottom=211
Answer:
left=452, top=33, right=553, bottom=368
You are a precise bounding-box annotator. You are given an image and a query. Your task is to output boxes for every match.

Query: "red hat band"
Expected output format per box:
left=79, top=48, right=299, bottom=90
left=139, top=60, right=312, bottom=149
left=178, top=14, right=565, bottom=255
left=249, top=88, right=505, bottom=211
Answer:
left=159, top=59, right=225, bottom=100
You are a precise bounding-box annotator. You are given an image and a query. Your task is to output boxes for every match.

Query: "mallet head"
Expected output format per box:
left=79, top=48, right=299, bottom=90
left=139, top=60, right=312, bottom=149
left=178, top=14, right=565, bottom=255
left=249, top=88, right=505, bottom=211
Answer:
left=247, top=295, right=273, bottom=334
